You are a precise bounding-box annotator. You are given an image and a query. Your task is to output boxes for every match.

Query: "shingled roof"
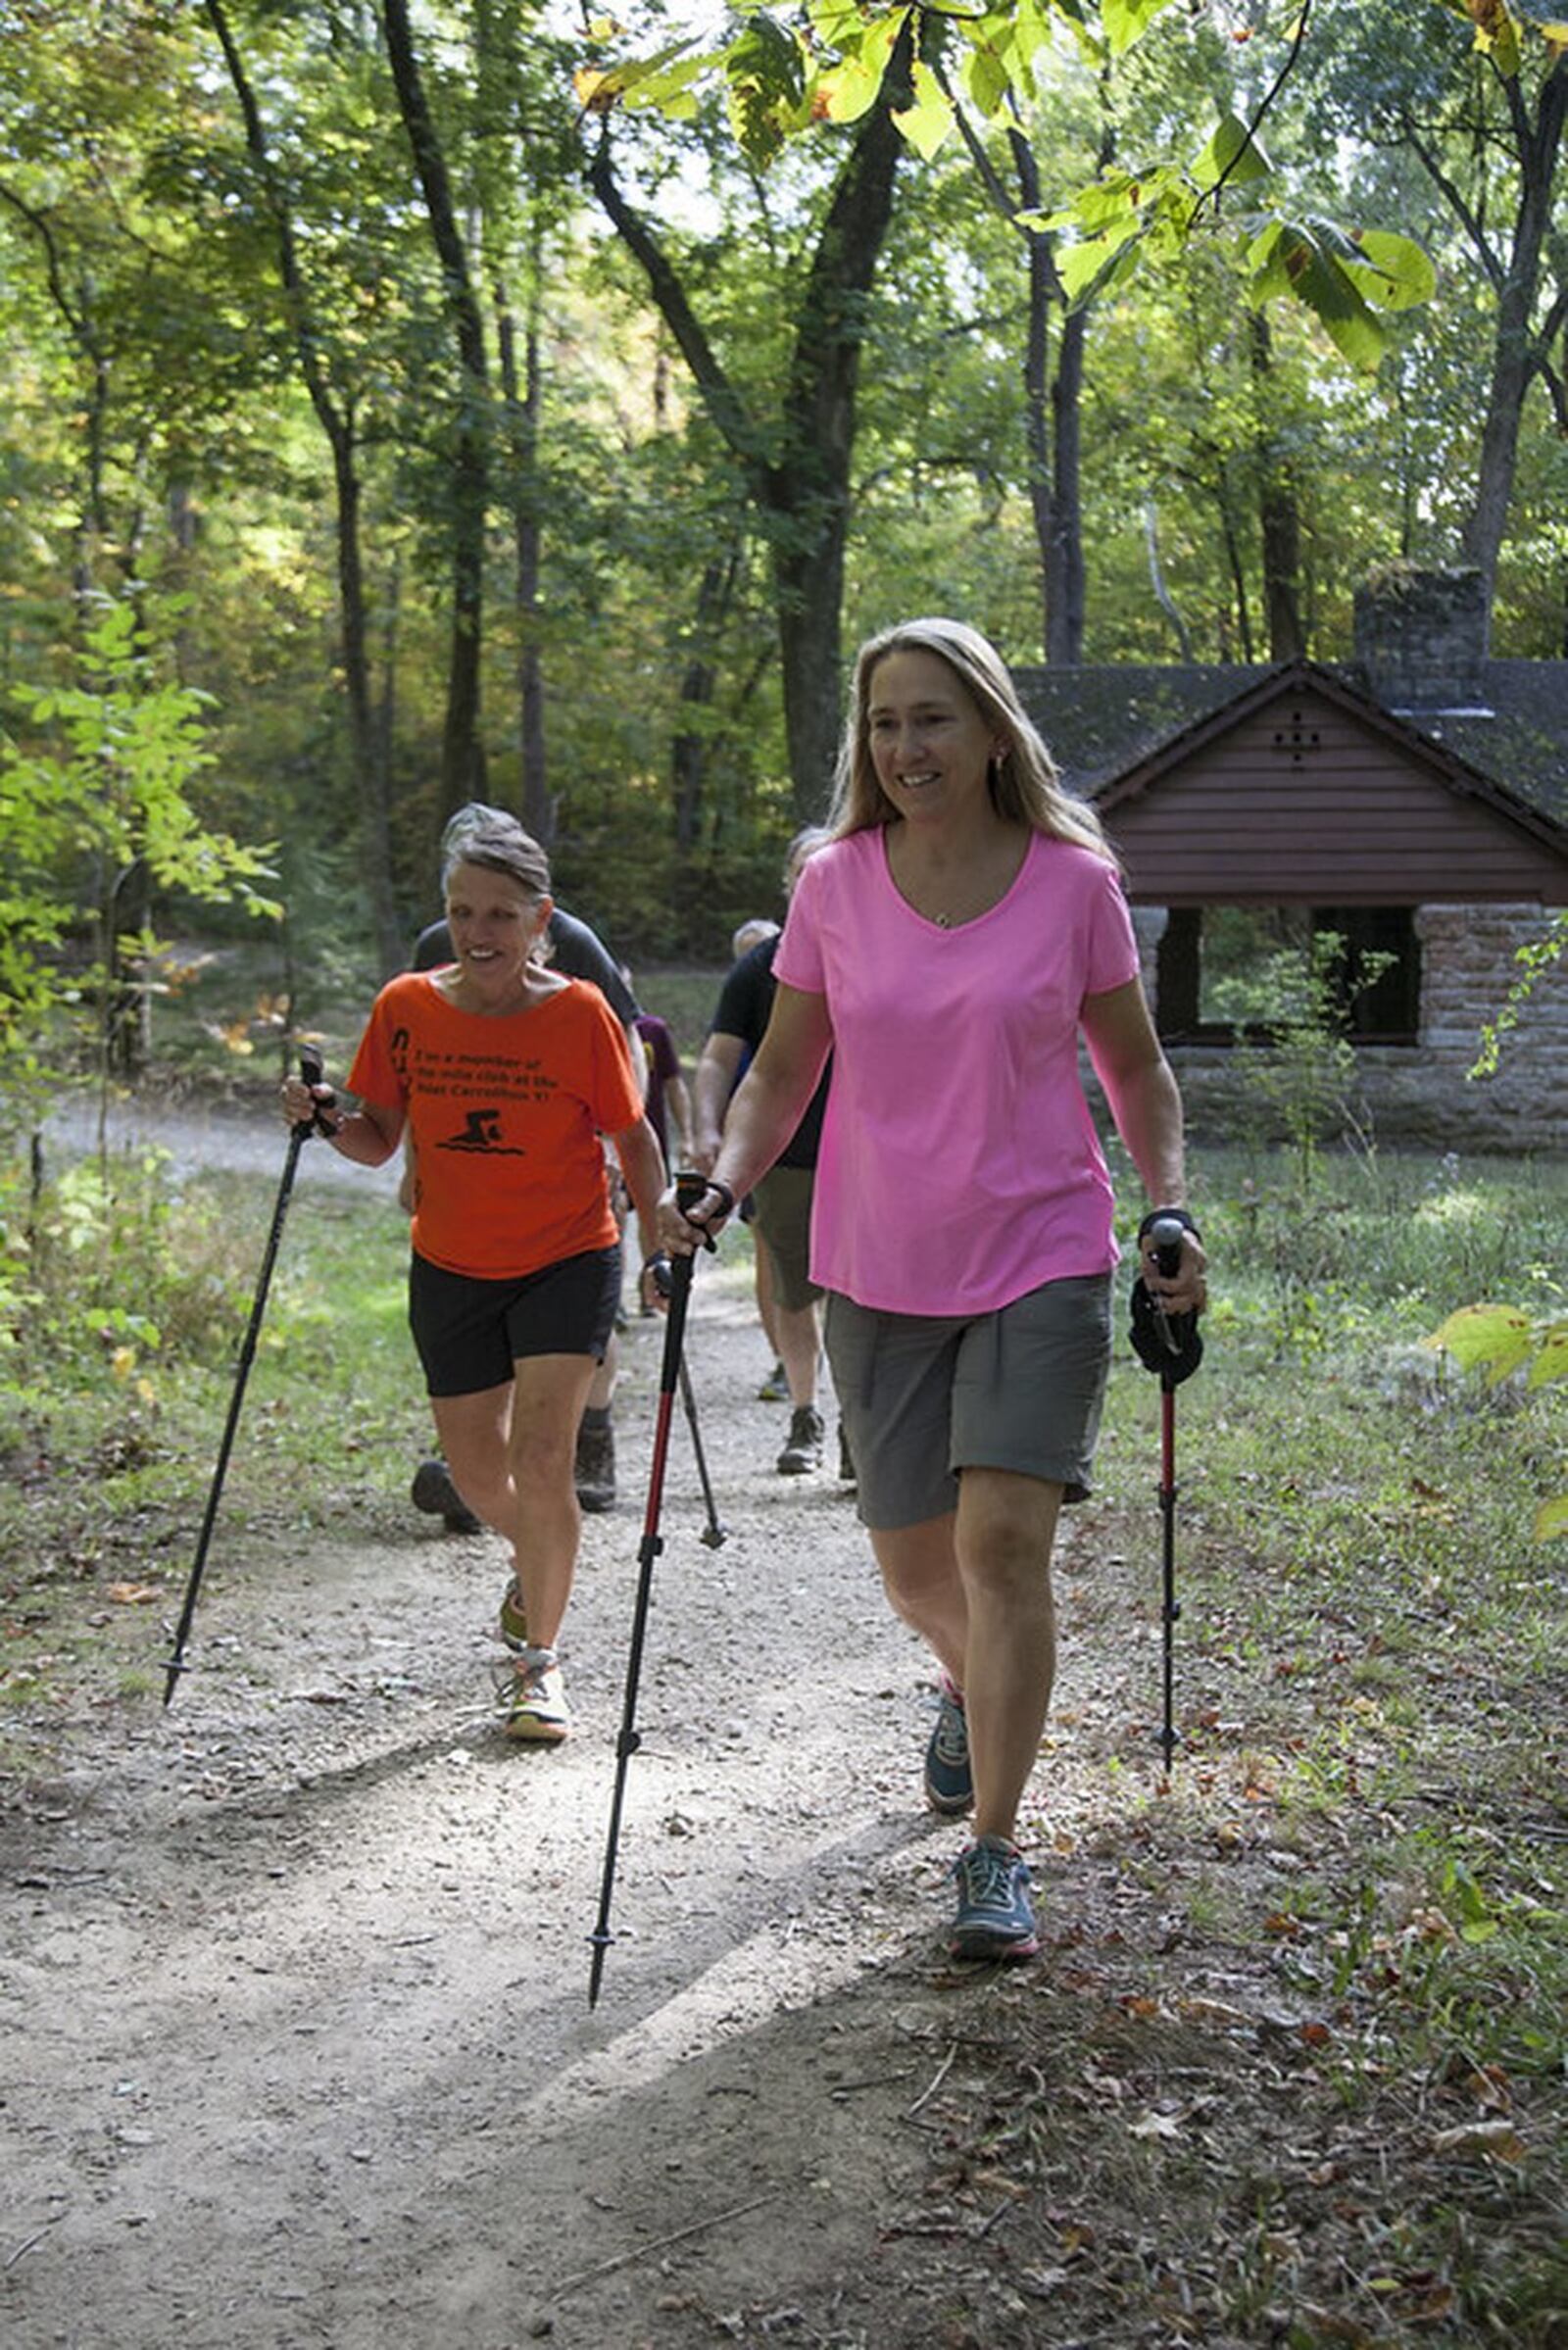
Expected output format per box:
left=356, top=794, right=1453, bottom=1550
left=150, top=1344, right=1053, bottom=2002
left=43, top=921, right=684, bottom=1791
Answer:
left=1016, top=656, right=1568, bottom=828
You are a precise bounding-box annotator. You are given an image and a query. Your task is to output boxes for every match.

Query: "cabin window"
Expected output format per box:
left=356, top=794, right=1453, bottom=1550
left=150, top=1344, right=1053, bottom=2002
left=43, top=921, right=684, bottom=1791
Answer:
left=1154, top=906, right=1420, bottom=1045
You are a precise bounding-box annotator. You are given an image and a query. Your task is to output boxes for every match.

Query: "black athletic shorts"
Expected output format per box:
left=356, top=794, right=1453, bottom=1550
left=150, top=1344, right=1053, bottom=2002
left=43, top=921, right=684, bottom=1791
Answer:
left=408, top=1247, right=622, bottom=1398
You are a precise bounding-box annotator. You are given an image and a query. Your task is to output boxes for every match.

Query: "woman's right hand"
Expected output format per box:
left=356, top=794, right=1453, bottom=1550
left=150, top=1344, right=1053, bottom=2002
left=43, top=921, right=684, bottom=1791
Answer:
left=280, top=1076, right=339, bottom=1135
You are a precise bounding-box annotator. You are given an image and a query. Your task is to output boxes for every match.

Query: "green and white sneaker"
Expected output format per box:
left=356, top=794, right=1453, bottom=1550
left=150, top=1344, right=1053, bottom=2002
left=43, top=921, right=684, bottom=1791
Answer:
left=504, top=1645, right=571, bottom=1744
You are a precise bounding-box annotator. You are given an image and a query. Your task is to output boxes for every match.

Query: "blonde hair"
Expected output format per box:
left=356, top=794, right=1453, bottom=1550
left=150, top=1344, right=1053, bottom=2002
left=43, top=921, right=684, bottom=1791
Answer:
left=440, top=803, right=554, bottom=959
left=827, top=617, right=1116, bottom=864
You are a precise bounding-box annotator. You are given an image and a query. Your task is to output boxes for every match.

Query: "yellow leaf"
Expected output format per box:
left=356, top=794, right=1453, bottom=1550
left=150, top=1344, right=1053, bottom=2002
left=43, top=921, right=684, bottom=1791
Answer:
left=1431, top=2118, right=1526, bottom=2161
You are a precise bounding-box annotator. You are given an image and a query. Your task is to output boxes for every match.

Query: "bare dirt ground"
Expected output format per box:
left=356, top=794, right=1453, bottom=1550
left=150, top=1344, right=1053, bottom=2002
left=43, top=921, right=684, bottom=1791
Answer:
left=5, top=1103, right=1560, bottom=2349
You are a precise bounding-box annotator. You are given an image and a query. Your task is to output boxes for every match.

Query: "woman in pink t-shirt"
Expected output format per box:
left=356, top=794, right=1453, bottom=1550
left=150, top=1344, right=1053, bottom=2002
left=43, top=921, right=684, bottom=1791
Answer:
left=661, top=618, right=1206, bottom=1961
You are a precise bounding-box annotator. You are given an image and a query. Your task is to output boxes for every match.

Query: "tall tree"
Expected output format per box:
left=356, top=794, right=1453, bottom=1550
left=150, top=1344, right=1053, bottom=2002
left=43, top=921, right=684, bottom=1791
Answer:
left=380, top=0, right=491, bottom=811
left=203, top=0, right=404, bottom=975
left=589, top=24, right=914, bottom=813
left=1313, top=6, right=1568, bottom=637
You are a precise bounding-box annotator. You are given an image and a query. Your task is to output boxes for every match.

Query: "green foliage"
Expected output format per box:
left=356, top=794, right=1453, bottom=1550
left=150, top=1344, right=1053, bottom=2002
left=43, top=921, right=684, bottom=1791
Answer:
left=0, top=594, right=280, bottom=1097
left=1222, top=929, right=1392, bottom=1191
left=584, top=0, right=1438, bottom=368
left=1426, top=1301, right=1568, bottom=1538
left=1470, top=909, right=1568, bottom=1081
left=0, top=1149, right=261, bottom=1407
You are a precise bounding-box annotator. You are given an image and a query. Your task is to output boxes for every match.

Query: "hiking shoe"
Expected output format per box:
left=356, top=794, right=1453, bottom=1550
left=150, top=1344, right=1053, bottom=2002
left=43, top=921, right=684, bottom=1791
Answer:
left=504, top=1646, right=571, bottom=1743
left=758, top=1359, right=789, bottom=1402
left=776, top=1403, right=824, bottom=1475
left=498, top=1582, right=528, bottom=1652
left=950, top=1836, right=1039, bottom=1961
left=574, top=1417, right=616, bottom=1512
left=411, top=1458, right=483, bottom=1536
left=924, top=1673, right=973, bottom=1815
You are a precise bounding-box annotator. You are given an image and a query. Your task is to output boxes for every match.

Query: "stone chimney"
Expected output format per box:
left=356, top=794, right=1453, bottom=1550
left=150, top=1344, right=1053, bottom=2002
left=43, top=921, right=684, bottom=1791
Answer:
left=1352, top=564, right=1491, bottom=714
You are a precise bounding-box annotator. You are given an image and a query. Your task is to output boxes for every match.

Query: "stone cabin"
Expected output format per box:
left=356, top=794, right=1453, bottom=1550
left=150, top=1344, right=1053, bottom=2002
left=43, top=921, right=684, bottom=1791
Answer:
left=1017, top=568, right=1568, bottom=1152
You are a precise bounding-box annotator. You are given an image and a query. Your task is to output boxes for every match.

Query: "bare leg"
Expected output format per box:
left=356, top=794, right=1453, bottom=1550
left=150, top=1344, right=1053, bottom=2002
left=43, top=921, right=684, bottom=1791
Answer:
left=954, top=1469, right=1061, bottom=1843
left=869, top=1513, right=967, bottom=1689
left=587, top=1335, right=616, bottom=1416
left=754, top=1234, right=779, bottom=1360
left=432, top=1352, right=598, bottom=1649
left=774, top=1295, right=819, bottom=1408
left=871, top=1468, right=1062, bottom=1842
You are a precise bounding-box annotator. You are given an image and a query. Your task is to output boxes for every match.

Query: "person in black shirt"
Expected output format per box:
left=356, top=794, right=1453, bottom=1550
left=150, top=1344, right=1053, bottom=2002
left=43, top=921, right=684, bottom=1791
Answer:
left=692, top=831, right=837, bottom=1477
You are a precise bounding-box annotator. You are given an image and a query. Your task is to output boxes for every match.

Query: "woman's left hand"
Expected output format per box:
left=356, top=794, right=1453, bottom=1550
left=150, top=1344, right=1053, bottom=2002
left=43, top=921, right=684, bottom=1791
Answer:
left=638, top=1254, right=672, bottom=1316
left=1140, top=1215, right=1207, bottom=1316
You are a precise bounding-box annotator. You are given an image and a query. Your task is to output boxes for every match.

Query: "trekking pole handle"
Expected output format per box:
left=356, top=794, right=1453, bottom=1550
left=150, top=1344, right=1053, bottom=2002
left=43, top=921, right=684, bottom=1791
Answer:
left=1150, top=1214, right=1188, bottom=1280
left=290, top=1043, right=340, bottom=1141
left=673, top=1168, right=719, bottom=1249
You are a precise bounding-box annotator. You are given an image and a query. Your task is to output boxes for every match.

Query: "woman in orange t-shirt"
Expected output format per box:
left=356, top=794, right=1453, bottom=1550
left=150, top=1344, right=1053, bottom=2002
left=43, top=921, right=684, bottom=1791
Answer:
left=280, top=811, right=667, bottom=1744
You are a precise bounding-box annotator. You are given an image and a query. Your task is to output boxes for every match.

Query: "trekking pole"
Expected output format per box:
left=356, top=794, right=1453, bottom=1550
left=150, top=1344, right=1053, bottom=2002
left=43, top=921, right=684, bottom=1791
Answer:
left=1128, top=1214, right=1203, bottom=1777
left=163, top=1046, right=332, bottom=1706
left=677, top=1358, right=728, bottom=1549
left=588, top=1173, right=712, bottom=2007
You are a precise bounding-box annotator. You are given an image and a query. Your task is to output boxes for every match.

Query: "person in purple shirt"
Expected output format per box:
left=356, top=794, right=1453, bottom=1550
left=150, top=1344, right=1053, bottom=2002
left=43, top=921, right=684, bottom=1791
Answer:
left=660, top=618, right=1206, bottom=1962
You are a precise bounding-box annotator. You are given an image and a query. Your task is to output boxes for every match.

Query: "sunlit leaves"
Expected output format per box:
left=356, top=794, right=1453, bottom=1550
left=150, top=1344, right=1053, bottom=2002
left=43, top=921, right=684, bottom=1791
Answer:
left=1426, top=1302, right=1568, bottom=1539
left=1443, top=0, right=1568, bottom=68
left=892, top=56, right=955, bottom=156
left=1192, top=111, right=1273, bottom=193
left=1101, top=0, right=1180, bottom=56
left=725, top=12, right=809, bottom=162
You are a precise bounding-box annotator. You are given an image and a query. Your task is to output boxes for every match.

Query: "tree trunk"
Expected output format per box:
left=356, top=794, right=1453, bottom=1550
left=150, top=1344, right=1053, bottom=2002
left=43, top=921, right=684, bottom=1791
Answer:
left=590, top=25, right=909, bottom=816
left=204, top=0, right=403, bottom=976
left=671, top=553, right=737, bottom=857
left=1008, top=126, right=1088, bottom=664
left=1250, top=313, right=1304, bottom=661
left=380, top=0, right=490, bottom=812
left=496, top=277, right=551, bottom=844
left=1455, top=56, right=1568, bottom=637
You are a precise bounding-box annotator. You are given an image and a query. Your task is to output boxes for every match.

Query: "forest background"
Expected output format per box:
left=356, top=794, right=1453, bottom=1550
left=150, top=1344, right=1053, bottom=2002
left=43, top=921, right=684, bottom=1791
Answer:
left=2, top=0, right=1566, bottom=1078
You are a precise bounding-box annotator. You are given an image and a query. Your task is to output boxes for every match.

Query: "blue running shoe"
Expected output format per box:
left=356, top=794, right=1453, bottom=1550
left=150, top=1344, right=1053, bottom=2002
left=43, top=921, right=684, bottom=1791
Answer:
left=950, top=1836, right=1039, bottom=1961
left=924, top=1674, right=973, bottom=1815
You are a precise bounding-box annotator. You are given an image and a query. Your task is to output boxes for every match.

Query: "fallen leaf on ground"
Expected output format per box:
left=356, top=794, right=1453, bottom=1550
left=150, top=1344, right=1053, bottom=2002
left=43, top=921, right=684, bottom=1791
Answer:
left=1430, top=2119, right=1526, bottom=2160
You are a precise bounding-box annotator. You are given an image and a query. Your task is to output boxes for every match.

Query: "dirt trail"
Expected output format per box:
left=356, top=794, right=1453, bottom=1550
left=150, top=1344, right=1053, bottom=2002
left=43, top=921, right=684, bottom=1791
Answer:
left=3, top=1123, right=1174, bottom=2350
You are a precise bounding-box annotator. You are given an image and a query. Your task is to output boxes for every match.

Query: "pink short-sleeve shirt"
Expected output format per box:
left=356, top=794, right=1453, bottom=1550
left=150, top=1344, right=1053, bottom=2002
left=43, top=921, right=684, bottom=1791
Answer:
left=772, top=826, right=1140, bottom=1316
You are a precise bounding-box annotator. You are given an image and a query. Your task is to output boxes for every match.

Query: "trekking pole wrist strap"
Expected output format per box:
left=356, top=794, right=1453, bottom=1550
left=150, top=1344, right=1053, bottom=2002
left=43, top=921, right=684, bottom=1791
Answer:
left=704, top=1177, right=736, bottom=1217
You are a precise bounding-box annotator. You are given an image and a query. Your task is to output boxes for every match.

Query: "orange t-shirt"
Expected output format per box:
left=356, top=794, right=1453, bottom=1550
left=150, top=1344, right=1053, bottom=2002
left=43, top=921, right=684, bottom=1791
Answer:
left=347, top=970, right=644, bottom=1279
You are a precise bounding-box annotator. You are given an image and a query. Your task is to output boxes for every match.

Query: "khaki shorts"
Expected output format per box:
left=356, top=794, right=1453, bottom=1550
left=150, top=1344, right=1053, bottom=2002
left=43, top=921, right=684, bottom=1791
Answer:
left=751, top=1164, right=822, bottom=1314
left=824, top=1274, right=1112, bottom=1532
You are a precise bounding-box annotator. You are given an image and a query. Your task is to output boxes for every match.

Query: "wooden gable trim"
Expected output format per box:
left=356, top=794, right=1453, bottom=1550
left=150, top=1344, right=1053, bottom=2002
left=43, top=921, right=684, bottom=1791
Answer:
left=1091, top=661, right=1568, bottom=906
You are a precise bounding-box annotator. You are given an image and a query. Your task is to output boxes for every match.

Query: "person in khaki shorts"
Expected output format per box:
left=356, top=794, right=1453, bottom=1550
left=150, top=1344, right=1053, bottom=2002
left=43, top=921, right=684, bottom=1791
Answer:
left=691, top=834, right=839, bottom=1478
left=662, top=619, right=1206, bottom=1963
